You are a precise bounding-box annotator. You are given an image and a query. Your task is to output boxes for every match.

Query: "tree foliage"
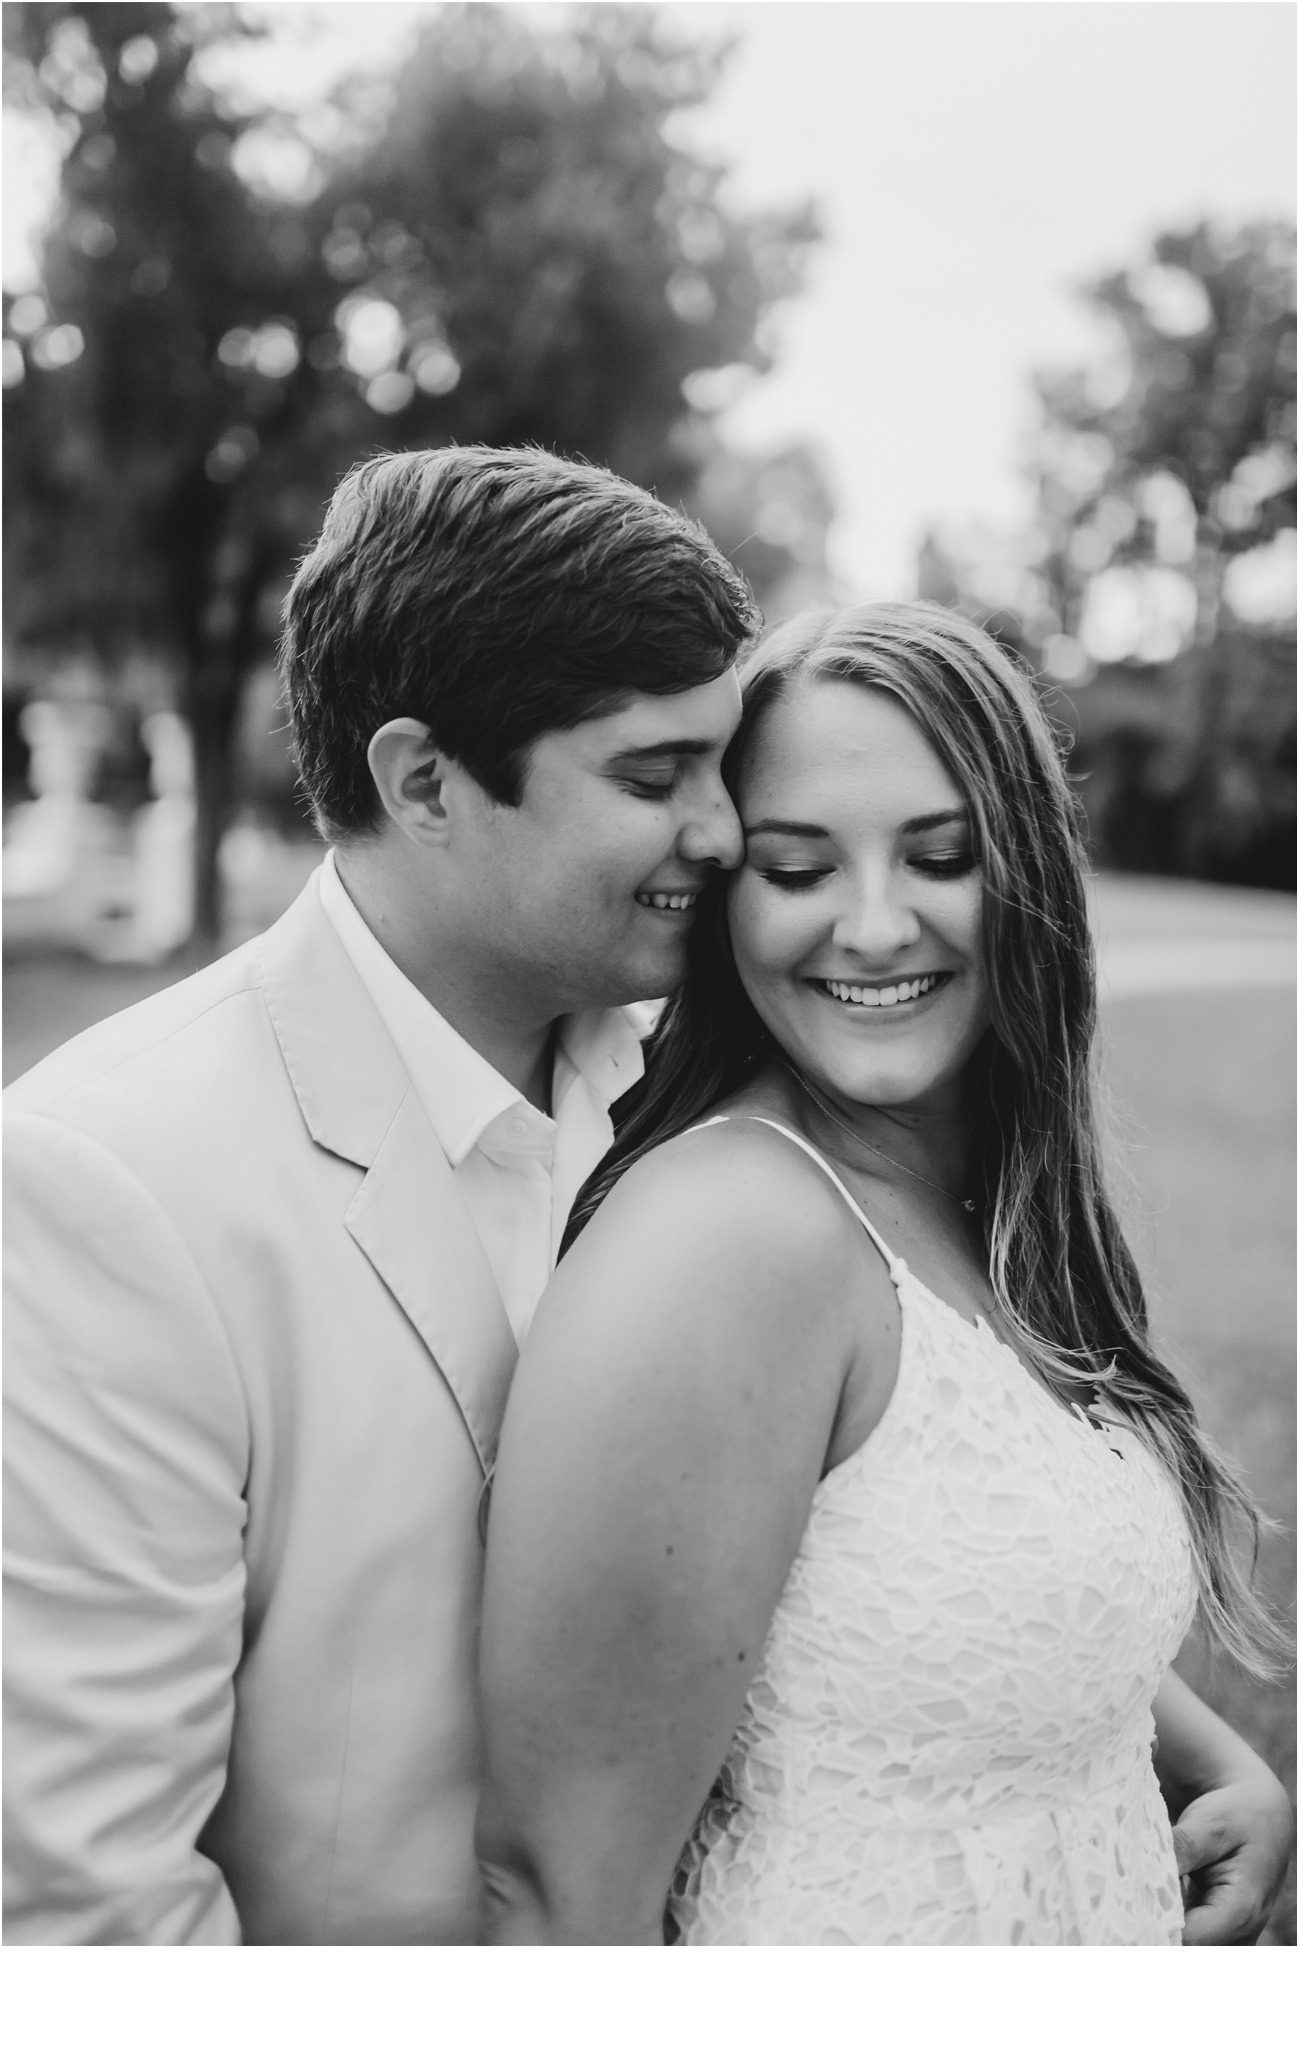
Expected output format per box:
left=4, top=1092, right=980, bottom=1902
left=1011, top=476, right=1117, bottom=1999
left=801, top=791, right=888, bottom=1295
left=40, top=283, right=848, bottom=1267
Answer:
left=311, top=3, right=815, bottom=494
left=918, top=220, right=1295, bottom=888
left=1030, top=219, right=1295, bottom=654
left=1034, top=221, right=1296, bottom=888
left=3, top=0, right=820, bottom=941
left=4, top=1, right=347, bottom=934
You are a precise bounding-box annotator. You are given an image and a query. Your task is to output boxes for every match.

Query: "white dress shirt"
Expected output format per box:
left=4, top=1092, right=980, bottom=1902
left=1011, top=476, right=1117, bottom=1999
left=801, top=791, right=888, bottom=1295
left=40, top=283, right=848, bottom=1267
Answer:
left=318, top=850, right=648, bottom=1346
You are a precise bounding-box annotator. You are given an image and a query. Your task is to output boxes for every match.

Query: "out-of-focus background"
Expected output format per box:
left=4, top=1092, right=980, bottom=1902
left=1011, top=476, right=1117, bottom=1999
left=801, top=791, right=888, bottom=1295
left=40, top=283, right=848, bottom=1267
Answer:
left=3, top=0, right=1294, bottom=1938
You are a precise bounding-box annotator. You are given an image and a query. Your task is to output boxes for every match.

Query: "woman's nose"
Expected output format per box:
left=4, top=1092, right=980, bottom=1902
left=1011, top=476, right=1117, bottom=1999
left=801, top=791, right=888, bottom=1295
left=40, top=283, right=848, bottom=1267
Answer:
left=832, top=876, right=922, bottom=959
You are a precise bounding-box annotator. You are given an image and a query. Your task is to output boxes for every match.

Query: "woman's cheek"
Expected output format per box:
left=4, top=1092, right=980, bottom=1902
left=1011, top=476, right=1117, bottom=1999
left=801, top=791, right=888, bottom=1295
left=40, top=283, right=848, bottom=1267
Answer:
left=726, top=874, right=765, bottom=970
left=731, top=882, right=801, bottom=978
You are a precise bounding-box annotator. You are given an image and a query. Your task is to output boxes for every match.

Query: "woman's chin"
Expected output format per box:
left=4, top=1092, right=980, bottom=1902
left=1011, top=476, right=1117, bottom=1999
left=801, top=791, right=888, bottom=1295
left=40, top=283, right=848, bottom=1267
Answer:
left=760, top=999, right=987, bottom=1116
left=769, top=1039, right=968, bottom=1119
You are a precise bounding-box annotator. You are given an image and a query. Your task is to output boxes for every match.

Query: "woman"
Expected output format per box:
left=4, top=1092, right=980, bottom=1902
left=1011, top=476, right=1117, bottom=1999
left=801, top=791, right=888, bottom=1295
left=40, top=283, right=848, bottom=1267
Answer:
left=475, top=603, right=1288, bottom=1944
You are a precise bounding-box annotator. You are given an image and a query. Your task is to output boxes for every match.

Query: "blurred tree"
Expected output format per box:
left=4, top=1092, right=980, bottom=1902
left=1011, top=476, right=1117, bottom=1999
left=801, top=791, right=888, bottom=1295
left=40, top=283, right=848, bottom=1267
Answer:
left=1031, top=222, right=1296, bottom=889
left=306, top=2, right=816, bottom=499
left=687, top=435, right=836, bottom=624
left=919, top=220, right=1295, bottom=888
left=3, top=0, right=351, bottom=943
left=4, top=0, right=819, bottom=946
left=1030, top=219, right=1295, bottom=665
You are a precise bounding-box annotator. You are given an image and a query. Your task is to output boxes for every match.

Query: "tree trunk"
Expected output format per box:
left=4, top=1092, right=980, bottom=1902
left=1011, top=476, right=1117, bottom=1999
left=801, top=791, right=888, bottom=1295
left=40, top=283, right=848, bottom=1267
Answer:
left=180, top=542, right=271, bottom=957
left=185, top=665, right=242, bottom=956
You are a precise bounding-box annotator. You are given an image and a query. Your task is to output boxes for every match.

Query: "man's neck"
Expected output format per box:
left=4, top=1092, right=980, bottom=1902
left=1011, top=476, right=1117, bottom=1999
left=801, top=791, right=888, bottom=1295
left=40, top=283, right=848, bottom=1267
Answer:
left=334, top=845, right=558, bottom=1111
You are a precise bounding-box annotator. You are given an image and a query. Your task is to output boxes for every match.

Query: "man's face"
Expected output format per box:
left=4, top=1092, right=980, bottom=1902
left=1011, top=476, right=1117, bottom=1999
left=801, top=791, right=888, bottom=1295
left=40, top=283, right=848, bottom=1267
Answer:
left=447, top=668, right=745, bottom=1017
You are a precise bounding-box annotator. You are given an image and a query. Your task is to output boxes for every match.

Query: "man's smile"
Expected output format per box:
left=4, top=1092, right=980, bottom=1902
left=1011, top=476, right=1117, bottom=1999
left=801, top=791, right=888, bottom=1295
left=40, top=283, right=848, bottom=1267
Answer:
left=635, top=890, right=701, bottom=915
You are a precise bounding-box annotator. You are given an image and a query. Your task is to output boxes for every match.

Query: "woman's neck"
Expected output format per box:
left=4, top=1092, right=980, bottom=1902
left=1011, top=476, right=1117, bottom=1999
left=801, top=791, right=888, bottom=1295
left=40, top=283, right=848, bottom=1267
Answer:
left=758, top=1059, right=977, bottom=1212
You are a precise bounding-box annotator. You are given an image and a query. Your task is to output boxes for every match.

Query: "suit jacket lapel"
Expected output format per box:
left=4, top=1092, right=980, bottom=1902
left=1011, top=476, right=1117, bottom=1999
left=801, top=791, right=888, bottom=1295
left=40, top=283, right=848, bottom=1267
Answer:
left=343, top=1095, right=517, bottom=1474
left=259, top=873, right=518, bottom=1477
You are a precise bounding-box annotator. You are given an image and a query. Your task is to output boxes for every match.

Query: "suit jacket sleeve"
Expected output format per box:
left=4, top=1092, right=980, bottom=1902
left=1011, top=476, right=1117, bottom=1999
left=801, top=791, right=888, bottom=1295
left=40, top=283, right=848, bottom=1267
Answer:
left=3, top=1112, right=251, bottom=1944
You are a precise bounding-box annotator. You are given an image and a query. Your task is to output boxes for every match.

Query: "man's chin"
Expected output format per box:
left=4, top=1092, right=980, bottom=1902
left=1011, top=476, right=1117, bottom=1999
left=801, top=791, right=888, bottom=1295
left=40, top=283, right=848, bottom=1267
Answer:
left=626, top=942, right=691, bottom=1005
left=577, top=949, right=687, bottom=1013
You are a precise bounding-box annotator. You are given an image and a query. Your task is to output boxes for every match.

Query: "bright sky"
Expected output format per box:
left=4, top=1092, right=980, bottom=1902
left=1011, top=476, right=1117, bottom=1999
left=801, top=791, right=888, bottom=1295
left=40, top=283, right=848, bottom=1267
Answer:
left=675, top=0, right=1296, bottom=593
left=5, top=1, right=1295, bottom=594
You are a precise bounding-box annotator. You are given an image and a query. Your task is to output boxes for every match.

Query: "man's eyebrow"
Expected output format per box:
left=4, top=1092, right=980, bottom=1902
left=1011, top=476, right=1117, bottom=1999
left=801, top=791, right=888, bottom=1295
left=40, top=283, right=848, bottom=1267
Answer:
left=606, top=738, right=719, bottom=761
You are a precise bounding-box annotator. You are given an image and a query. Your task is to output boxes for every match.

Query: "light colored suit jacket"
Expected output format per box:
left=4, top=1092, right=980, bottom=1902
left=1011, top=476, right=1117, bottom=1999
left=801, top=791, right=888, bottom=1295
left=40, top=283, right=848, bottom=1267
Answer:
left=3, top=872, right=522, bottom=1944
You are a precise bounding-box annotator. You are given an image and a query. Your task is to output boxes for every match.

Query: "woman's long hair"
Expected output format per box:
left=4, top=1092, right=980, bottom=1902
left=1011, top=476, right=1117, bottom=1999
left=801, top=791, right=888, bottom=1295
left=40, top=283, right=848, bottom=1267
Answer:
left=565, top=600, right=1284, bottom=1677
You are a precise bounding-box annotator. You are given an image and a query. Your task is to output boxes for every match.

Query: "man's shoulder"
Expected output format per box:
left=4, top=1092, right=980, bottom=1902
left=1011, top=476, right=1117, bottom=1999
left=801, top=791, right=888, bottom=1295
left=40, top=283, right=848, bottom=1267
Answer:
left=3, top=869, right=409, bottom=1196
left=4, top=936, right=269, bottom=1124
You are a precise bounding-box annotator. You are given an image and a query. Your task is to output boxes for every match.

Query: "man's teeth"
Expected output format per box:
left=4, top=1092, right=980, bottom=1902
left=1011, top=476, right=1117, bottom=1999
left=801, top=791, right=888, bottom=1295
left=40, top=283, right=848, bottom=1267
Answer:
left=823, top=973, right=941, bottom=1008
left=638, top=891, right=698, bottom=912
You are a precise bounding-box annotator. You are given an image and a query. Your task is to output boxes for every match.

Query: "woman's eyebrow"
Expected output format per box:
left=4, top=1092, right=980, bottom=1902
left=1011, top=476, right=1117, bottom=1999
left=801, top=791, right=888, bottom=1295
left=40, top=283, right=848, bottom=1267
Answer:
left=745, top=807, right=968, bottom=838
left=903, top=807, right=968, bottom=832
left=744, top=819, right=830, bottom=839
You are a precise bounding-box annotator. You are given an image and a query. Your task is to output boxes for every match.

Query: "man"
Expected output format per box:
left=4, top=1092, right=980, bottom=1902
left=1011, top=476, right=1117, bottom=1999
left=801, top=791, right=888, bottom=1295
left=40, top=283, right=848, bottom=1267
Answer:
left=4, top=447, right=753, bottom=1943
left=4, top=447, right=1290, bottom=1944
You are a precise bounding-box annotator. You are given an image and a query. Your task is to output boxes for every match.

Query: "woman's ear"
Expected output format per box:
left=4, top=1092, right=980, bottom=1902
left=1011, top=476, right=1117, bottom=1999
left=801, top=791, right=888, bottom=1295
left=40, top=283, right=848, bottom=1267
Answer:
left=366, top=719, right=451, bottom=846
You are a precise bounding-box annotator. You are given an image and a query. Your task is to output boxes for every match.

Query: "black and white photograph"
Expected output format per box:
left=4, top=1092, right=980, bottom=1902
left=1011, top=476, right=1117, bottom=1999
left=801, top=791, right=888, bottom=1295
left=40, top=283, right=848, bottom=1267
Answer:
left=2, top=0, right=1294, bottom=2004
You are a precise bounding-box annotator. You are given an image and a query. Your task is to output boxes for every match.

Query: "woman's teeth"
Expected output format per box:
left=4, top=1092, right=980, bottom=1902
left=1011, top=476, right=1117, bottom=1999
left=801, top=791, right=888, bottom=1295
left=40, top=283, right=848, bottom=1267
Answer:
left=822, top=973, right=942, bottom=1008
left=637, top=891, right=698, bottom=912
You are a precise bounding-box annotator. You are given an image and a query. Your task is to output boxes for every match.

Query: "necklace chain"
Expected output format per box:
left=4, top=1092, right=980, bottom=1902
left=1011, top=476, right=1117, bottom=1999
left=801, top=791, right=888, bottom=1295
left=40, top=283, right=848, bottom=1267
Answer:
left=781, top=1062, right=978, bottom=1214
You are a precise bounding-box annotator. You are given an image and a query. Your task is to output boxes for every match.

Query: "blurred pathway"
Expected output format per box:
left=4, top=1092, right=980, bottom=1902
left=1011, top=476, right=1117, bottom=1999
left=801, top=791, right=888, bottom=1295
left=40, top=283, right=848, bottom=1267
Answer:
left=1089, top=874, right=1295, bottom=999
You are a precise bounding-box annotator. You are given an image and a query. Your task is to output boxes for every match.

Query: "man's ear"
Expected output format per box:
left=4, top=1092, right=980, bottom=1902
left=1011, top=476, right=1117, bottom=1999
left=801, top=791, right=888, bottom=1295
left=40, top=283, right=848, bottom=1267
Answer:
left=366, top=719, right=452, bottom=846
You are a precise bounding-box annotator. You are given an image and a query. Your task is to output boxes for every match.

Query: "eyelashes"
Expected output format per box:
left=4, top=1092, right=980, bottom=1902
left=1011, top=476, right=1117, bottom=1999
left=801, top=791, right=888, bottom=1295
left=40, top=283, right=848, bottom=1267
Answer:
left=755, top=868, right=832, bottom=892
left=754, top=854, right=978, bottom=891
left=619, top=778, right=680, bottom=802
left=912, top=854, right=978, bottom=878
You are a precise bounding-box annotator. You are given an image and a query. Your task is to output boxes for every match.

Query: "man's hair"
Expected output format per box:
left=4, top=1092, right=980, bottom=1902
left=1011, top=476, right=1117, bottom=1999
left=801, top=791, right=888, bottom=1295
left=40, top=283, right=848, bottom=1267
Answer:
left=281, top=445, right=761, bottom=835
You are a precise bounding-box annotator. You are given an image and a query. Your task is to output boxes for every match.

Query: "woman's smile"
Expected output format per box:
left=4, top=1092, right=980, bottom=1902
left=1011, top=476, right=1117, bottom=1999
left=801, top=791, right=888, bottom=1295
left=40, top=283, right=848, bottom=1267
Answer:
left=813, top=969, right=953, bottom=1012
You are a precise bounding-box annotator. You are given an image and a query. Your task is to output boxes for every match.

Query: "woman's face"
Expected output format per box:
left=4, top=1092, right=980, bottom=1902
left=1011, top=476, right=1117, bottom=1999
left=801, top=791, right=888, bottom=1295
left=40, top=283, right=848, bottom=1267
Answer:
left=728, top=677, right=990, bottom=1118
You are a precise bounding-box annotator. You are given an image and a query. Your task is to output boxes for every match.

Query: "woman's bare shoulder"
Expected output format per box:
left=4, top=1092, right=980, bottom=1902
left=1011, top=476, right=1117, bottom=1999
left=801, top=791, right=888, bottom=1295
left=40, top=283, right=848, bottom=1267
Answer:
left=590, top=1105, right=862, bottom=1272
left=525, top=1111, right=865, bottom=1497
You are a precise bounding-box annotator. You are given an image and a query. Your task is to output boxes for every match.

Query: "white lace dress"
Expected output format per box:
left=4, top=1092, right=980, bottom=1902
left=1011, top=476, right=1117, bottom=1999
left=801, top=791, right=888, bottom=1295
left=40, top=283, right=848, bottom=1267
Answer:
left=669, top=1120, right=1198, bottom=1947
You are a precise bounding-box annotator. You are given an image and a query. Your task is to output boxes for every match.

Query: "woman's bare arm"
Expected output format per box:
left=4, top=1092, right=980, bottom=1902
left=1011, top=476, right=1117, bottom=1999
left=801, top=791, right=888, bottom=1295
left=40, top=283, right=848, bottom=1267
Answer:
left=475, top=1125, right=866, bottom=1943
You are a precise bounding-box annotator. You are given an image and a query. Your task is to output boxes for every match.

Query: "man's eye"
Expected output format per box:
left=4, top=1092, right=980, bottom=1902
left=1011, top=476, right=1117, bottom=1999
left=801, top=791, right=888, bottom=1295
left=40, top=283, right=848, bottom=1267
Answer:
left=756, top=867, right=831, bottom=891
left=620, top=776, right=679, bottom=801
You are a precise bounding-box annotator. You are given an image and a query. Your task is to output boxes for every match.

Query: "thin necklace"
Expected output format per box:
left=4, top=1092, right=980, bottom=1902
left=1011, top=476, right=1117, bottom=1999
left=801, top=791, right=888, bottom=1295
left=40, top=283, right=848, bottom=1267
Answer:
left=781, top=1061, right=978, bottom=1213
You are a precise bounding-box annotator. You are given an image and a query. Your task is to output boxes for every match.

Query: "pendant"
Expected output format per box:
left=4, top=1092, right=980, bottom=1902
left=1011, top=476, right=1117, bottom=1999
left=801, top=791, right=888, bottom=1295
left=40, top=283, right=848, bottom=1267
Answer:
left=962, top=1198, right=976, bottom=1213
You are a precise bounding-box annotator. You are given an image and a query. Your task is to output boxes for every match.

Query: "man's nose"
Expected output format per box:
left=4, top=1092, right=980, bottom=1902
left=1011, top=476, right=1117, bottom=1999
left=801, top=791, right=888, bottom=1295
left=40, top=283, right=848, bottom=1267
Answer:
left=679, top=781, right=744, bottom=871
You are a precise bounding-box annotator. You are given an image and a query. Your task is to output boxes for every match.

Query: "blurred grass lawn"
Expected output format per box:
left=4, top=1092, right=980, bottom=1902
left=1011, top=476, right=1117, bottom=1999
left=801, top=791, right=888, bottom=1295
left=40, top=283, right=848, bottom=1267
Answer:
left=1101, top=984, right=1295, bottom=1944
left=3, top=872, right=1295, bottom=1940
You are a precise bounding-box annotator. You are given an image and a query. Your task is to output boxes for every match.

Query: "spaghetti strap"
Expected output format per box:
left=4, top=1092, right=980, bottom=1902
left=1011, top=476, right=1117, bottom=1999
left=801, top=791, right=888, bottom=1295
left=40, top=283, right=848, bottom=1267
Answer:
left=685, top=1113, right=902, bottom=1277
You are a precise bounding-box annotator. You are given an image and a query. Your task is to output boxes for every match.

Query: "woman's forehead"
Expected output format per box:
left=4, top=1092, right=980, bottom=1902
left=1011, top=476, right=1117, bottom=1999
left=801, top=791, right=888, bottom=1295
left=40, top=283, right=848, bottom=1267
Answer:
left=740, top=677, right=961, bottom=806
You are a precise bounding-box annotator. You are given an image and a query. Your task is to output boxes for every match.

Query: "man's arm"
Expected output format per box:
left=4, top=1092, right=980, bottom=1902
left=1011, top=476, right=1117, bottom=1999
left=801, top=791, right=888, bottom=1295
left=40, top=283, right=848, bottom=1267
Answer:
left=4, top=1113, right=250, bottom=1944
left=1153, top=1668, right=1294, bottom=1945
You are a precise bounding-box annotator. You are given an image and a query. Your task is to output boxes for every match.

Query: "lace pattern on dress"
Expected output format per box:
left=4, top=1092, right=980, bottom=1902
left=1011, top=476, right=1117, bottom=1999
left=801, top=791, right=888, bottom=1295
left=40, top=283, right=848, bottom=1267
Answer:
left=667, top=1122, right=1197, bottom=1947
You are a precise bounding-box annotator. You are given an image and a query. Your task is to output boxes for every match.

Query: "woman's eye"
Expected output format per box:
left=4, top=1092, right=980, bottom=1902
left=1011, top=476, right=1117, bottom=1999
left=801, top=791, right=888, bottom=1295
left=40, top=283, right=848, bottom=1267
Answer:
left=912, top=851, right=977, bottom=878
left=756, top=867, right=831, bottom=891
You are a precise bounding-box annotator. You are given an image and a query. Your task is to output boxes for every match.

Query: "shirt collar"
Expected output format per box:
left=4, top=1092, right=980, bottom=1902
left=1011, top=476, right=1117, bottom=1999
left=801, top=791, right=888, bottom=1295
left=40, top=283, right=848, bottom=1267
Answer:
left=317, top=850, right=648, bottom=1165
left=553, top=1004, right=648, bottom=1118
